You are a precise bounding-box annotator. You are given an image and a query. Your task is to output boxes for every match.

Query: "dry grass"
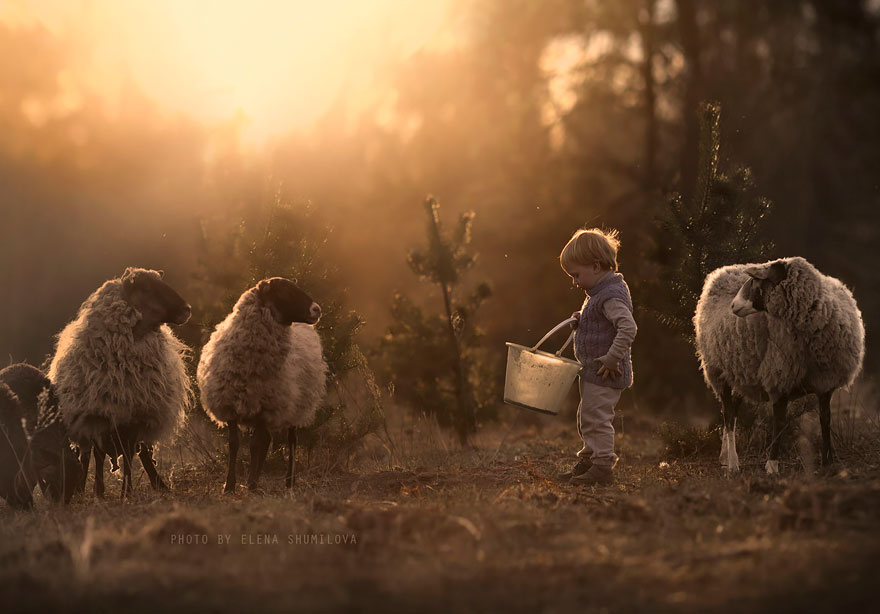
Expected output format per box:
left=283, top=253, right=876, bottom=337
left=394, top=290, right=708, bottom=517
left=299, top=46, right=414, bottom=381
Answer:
left=2, top=405, right=880, bottom=613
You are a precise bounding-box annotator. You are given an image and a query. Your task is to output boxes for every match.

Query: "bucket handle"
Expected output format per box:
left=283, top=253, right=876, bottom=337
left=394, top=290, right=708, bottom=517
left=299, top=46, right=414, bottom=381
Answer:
left=530, top=317, right=578, bottom=356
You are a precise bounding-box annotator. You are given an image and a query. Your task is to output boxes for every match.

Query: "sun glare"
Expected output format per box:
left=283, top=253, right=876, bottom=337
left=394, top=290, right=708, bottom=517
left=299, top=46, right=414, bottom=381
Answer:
left=1, top=0, right=451, bottom=143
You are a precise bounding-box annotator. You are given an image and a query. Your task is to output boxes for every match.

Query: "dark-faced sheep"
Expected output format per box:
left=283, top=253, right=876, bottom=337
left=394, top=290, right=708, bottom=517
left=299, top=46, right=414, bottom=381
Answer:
left=0, top=364, right=81, bottom=507
left=694, top=257, right=865, bottom=474
left=197, top=277, right=327, bottom=493
left=0, top=382, right=35, bottom=509
left=48, top=267, right=193, bottom=498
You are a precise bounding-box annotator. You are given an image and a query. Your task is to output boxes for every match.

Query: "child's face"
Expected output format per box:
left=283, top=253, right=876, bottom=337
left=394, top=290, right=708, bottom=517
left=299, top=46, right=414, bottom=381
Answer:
left=566, top=262, right=606, bottom=291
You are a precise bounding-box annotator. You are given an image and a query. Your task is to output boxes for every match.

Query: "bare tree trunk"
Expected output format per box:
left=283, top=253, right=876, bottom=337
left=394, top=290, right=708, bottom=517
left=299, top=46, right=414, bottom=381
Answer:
left=675, top=0, right=703, bottom=204
left=425, top=200, right=474, bottom=445
left=640, top=0, right=658, bottom=192
left=440, top=279, right=473, bottom=445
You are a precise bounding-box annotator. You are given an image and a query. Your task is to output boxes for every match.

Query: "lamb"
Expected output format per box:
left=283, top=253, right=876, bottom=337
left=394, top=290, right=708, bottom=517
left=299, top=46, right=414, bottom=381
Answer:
left=48, top=267, right=193, bottom=498
left=0, top=363, right=81, bottom=507
left=197, top=277, right=327, bottom=493
left=694, top=256, right=865, bottom=475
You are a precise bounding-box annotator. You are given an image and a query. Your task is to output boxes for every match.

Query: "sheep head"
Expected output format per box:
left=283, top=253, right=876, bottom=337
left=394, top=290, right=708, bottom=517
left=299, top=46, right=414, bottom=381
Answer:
left=256, top=277, right=321, bottom=326
left=731, top=260, right=787, bottom=317
left=121, top=267, right=192, bottom=331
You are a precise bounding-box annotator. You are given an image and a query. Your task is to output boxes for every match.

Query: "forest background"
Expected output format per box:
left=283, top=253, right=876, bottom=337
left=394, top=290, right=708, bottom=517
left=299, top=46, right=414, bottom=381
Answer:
left=2, top=0, right=878, bottom=430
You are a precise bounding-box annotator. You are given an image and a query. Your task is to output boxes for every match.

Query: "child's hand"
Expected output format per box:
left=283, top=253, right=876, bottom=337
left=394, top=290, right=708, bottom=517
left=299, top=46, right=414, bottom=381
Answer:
left=569, top=311, right=580, bottom=330
left=594, top=355, right=622, bottom=380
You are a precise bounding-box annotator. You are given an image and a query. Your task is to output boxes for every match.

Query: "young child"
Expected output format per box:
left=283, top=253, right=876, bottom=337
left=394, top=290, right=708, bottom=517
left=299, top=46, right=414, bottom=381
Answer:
left=558, top=228, right=637, bottom=486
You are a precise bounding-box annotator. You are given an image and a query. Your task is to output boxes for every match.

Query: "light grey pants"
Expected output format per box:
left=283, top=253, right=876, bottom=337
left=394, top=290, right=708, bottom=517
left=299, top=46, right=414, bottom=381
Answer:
left=575, top=376, right=623, bottom=469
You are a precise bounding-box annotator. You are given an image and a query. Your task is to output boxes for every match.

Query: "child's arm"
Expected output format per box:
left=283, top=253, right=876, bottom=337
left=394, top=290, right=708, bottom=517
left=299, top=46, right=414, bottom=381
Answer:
left=594, top=299, right=637, bottom=379
left=604, top=299, right=637, bottom=360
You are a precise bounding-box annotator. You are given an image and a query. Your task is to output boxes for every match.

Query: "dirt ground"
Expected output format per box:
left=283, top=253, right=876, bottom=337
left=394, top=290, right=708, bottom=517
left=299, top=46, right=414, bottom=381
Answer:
left=2, top=413, right=880, bottom=614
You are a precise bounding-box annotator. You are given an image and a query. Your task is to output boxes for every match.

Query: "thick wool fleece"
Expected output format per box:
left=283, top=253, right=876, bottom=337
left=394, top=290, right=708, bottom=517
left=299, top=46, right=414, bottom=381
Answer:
left=0, top=384, right=28, bottom=452
left=197, top=288, right=327, bottom=430
left=48, top=276, right=192, bottom=443
left=694, top=257, right=865, bottom=403
left=0, top=382, right=37, bottom=504
left=0, top=364, right=60, bottom=432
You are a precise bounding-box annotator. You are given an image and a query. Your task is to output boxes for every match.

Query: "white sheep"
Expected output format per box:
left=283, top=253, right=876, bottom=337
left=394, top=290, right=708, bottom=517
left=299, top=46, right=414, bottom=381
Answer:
left=48, top=267, right=193, bottom=498
left=694, top=257, right=865, bottom=475
left=197, top=277, right=326, bottom=493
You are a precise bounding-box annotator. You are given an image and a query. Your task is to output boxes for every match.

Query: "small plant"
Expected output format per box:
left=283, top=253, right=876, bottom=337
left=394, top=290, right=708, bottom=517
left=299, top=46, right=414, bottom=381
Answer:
left=647, top=101, right=774, bottom=343
left=377, top=196, right=497, bottom=445
left=656, top=420, right=718, bottom=460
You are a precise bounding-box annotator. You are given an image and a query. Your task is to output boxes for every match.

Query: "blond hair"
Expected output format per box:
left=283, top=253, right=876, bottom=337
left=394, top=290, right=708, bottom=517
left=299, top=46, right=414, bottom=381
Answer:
left=560, top=227, right=620, bottom=272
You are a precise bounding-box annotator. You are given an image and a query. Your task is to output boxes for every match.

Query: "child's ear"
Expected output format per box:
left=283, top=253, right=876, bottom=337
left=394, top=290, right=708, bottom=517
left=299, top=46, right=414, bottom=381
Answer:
left=592, top=262, right=602, bottom=273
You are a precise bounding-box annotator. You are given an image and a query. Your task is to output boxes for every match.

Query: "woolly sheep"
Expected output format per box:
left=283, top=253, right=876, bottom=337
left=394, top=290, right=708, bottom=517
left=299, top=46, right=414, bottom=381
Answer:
left=0, top=382, right=35, bottom=509
left=0, top=363, right=81, bottom=507
left=48, top=267, right=193, bottom=498
left=197, top=277, right=326, bottom=493
left=694, top=256, right=865, bottom=475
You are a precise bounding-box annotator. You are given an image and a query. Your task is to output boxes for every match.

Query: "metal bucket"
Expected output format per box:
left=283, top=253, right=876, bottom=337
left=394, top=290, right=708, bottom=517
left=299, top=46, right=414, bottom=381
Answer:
left=504, top=317, right=582, bottom=415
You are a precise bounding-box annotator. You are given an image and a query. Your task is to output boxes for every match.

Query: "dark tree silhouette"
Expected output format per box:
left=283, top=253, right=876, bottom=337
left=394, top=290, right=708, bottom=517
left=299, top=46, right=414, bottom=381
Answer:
left=378, top=196, right=495, bottom=445
left=648, top=101, right=774, bottom=342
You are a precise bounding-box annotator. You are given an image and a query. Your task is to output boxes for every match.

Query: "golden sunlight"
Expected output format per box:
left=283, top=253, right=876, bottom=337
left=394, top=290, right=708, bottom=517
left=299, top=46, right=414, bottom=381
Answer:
left=1, top=0, right=451, bottom=142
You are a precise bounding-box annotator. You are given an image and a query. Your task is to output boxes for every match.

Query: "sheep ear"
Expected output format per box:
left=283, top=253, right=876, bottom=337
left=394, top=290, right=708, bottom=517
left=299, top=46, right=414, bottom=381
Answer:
left=744, top=266, right=764, bottom=279
left=157, top=269, right=165, bottom=279
left=256, top=279, right=272, bottom=295
left=121, top=267, right=137, bottom=284
left=766, top=261, right=787, bottom=284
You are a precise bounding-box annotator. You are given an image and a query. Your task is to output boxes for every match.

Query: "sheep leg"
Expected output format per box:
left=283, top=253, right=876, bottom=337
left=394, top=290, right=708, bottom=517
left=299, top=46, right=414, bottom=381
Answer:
left=93, top=446, right=105, bottom=498
left=138, top=443, right=169, bottom=491
left=818, top=390, right=835, bottom=466
left=720, top=385, right=740, bottom=473
left=224, top=421, right=239, bottom=494
left=766, top=397, right=789, bottom=475
left=247, top=424, right=271, bottom=491
left=119, top=434, right=137, bottom=499
left=78, top=442, right=91, bottom=493
left=719, top=424, right=729, bottom=466
left=285, top=426, right=297, bottom=489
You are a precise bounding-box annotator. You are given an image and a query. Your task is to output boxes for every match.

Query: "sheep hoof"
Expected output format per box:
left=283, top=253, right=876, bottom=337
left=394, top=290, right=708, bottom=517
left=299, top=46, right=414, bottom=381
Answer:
left=765, top=460, right=779, bottom=475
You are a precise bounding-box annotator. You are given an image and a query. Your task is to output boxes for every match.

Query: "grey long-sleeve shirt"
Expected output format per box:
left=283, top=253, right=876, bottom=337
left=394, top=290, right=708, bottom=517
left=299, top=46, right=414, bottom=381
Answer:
left=602, top=298, right=638, bottom=361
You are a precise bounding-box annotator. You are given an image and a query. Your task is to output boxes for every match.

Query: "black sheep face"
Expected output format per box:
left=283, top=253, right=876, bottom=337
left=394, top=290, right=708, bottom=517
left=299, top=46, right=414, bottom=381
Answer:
left=731, top=260, right=787, bottom=317
left=121, top=267, right=192, bottom=328
left=257, top=277, right=321, bottom=326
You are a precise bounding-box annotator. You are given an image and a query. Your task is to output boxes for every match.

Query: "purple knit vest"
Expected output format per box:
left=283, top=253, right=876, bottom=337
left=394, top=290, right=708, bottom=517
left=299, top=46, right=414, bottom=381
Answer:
left=574, top=271, right=634, bottom=389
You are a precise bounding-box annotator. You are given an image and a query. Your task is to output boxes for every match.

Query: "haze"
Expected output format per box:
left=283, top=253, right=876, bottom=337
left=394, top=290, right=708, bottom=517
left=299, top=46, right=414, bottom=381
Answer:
left=1, top=0, right=452, bottom=143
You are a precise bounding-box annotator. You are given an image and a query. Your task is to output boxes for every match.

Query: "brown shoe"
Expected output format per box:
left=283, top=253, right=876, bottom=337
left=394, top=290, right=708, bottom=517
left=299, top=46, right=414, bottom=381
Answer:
left=570, top=464, right=614, bottom=486
left=557, top=457, right=592, bottom=481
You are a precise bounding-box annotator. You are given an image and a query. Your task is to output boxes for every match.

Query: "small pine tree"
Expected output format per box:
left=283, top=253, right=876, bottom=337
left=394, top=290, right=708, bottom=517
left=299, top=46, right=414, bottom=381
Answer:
left=191, top=195, right=386, bottom=470
left=378, top=196, right=495, bottom=445
left=650, top=101, right=774, bottom=342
